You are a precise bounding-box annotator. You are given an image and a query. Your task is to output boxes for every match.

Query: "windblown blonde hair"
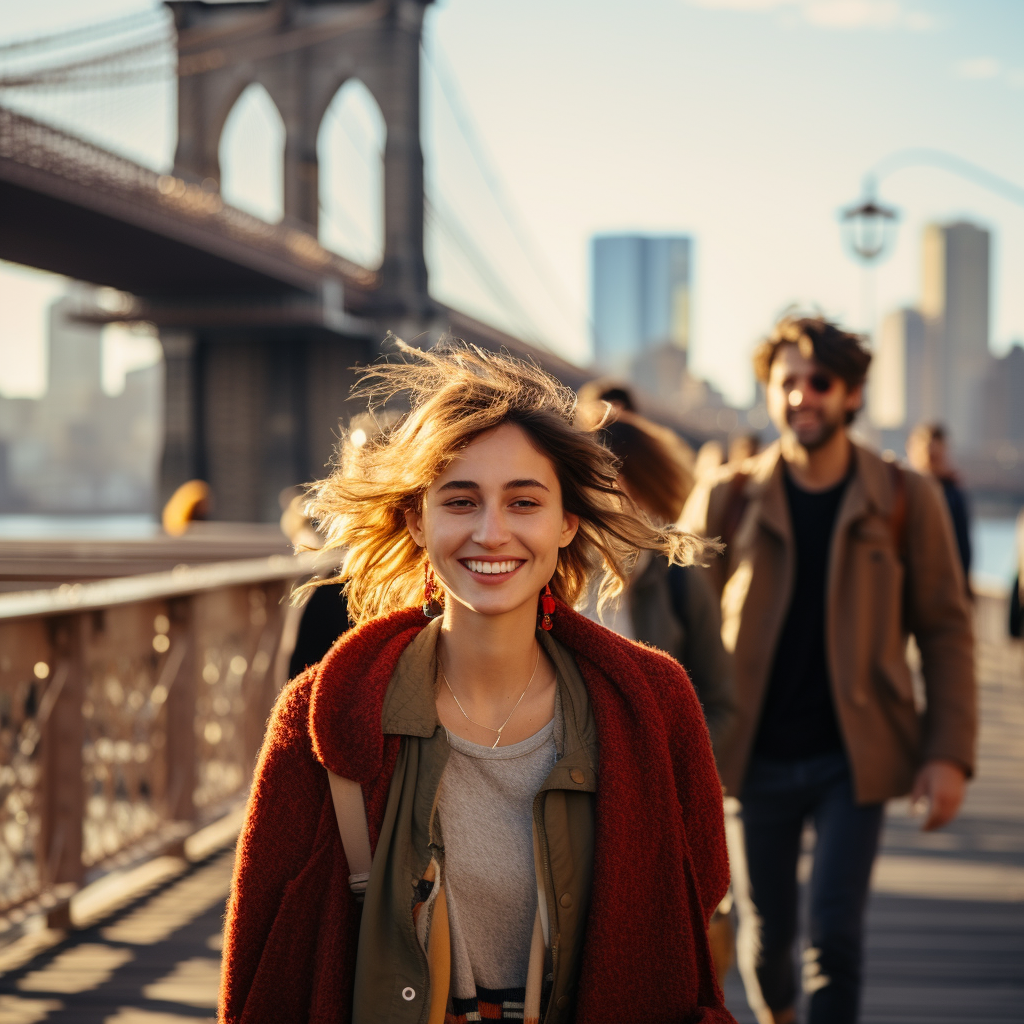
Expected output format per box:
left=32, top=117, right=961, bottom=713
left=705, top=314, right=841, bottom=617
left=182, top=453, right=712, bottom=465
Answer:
left=306, top=338, right=706, bottom=625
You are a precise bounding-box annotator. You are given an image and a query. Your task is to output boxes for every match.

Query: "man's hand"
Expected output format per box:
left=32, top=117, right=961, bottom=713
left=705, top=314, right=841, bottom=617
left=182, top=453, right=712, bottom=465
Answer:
left=910, top=759, right=967, bottom=831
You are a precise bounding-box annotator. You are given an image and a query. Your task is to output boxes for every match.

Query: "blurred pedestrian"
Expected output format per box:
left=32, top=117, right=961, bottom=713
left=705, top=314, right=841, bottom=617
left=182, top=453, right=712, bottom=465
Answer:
left=695, top=439, right=726, bottom=481
left=728, top=432, right=761, bottom=465
left=576, top=376, right=637, bottom=413
left=584, top=407, right=737, bottom=982
left=683, top=314, right=976, bottom=1024
left=1011, top=509, right=1024, bottom=638
left=221, top=341, right=734, bottom=1024
left=278, top=485, right=350, bottom=678
left=161, top=478, right=210, bottom=536
left=907, top=422, right=972, bottom=588
left=584, top=408, right=735, bottom=755
left=282, top=412, right=405, bottom=677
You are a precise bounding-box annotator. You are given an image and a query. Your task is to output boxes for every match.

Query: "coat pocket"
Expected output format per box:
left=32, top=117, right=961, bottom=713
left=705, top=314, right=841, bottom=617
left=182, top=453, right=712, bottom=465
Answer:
left=874, top=657, right=916, bottom=706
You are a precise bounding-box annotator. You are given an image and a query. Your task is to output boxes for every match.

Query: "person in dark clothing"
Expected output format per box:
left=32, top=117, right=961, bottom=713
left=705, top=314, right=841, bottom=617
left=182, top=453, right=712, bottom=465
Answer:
left=683, top=315, right=976, bottom=1024
left=1011, top=510, right=1024, bottom=638
left=288, top=583, right=349, bottom=678
left=907, top=423, right=972, bottom=588
left=583, top=409, right=736, bottom=756
left=581, top=408, right=738, bottom=983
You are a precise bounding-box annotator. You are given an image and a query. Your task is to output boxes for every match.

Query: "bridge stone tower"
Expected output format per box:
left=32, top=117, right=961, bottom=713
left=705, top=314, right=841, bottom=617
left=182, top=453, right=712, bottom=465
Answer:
left=159, top=0, right=435, bottom=522
left=169, top=0, right=430, bottom=311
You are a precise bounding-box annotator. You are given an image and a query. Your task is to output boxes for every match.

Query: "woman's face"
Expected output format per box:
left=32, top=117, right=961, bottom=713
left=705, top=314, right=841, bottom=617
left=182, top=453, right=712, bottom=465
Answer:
left=405, top=422, right=579, bottom=621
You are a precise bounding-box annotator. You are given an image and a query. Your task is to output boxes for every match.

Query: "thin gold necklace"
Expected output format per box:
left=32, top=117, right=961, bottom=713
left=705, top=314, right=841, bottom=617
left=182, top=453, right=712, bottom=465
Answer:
left=439, top=645, right=542, bottom=749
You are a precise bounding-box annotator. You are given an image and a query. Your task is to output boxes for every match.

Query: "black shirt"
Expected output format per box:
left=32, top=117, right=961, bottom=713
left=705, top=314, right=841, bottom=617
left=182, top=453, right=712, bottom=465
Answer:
left=288, top=584, right=349, bottom=679
left=939, top=476, right=971, bottom=583
left=753, top=467, right=850, bottom=761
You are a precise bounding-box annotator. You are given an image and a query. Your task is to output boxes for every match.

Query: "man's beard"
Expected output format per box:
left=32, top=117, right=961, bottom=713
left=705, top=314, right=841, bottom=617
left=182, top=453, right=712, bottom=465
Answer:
left=785, top=408, right=843, bottom=451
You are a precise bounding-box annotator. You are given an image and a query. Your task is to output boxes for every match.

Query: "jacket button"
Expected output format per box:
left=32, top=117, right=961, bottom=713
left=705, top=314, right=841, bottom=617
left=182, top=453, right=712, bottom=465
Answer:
left=556, top=995, right=569, bottom=1009
left=559, top=892, right=572, bottom=908
left=401, top=987, right=416, bottom=1001
left=569, top=768, right=585, bottom=785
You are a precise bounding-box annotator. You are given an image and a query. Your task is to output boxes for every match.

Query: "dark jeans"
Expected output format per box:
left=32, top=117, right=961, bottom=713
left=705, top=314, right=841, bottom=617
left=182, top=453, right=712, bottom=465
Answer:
left=740, top=750, right=884, bottom=1024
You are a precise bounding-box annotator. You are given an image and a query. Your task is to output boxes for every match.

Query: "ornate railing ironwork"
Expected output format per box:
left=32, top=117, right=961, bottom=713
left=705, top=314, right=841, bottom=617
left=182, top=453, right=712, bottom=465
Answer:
left=0, top=553, right=322, bottom=931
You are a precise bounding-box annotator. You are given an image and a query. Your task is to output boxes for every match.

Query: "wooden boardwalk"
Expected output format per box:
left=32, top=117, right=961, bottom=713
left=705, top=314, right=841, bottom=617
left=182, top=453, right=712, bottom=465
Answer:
left=2, top=642, right=1022, bottom=1023
left=725, top=634, right=1024, bottom=1023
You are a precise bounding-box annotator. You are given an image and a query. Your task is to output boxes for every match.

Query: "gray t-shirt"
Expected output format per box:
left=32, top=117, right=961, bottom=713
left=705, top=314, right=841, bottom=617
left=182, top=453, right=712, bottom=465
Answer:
left=438, top=710, right=558, bottom=1003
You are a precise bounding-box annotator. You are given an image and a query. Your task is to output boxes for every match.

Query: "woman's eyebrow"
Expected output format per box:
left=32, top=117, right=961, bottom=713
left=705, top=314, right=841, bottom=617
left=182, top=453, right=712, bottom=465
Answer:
left=436, top=478, right=550, bottom=492
left=504, top=478, right=549, bottom=492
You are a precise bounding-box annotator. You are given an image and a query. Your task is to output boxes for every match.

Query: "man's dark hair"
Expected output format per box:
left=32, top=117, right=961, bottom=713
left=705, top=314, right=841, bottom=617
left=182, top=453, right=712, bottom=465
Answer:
left=752, top=314, right=872, bottom=390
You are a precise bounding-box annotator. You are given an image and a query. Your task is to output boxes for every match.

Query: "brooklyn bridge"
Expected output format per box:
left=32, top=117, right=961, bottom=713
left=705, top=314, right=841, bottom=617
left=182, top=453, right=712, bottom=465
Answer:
left=0, top=3, right=1021, bottom=1022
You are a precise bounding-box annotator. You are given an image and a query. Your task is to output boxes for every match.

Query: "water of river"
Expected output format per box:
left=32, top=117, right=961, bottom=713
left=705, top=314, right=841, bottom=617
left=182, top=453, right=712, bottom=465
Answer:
left=0, top=514, right=1019, bottom=589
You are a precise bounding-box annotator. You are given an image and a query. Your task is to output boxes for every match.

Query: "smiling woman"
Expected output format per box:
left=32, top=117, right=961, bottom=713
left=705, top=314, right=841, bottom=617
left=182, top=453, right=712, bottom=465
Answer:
left=219, top=339, right=734, bottom=1024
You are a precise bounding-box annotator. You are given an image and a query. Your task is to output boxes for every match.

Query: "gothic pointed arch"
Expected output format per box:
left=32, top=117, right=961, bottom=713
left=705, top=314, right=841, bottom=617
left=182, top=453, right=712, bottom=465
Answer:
left=317, top=79, right=386, bottom=269
left=218, top=82, right=286, bottom=223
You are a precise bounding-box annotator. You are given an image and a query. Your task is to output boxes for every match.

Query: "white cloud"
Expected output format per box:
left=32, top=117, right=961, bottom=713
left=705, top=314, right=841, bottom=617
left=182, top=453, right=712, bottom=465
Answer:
left=688, top=0, right=793, bottom=9
left=803, top=1, right=902, bottom=29
left=953, top=56, right=1003, bottom=80
left=686, top=0, right=936, bottom=31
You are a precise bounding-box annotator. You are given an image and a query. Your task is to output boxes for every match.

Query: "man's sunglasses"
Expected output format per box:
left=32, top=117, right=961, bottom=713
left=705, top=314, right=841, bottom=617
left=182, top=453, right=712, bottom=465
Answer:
left=807, top=372, right=835, bottom=394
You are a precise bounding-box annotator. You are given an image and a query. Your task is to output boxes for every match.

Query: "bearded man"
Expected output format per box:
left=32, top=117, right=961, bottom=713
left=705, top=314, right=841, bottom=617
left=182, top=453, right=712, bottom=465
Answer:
left=682, top=314, right=976, bottom=1024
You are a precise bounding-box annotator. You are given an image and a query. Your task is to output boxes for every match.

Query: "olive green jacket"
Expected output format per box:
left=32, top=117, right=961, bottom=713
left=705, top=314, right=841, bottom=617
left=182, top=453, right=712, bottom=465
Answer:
left=351, top=618, right=598, bottom=1024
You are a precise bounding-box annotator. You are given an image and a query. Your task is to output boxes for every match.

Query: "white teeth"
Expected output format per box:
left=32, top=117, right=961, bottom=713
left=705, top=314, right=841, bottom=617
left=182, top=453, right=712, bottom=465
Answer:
left=466, top=559, right=520, bottom=575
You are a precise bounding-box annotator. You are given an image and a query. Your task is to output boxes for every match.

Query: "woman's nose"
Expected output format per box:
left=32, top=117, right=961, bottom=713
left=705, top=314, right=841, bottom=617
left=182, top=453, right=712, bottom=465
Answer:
left=472, top=503, right=511, bottom=546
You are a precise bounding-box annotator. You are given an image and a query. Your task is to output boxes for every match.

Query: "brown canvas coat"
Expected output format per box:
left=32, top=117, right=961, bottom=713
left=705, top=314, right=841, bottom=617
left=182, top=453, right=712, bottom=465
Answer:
left=681, top=441, right=976, bottom=804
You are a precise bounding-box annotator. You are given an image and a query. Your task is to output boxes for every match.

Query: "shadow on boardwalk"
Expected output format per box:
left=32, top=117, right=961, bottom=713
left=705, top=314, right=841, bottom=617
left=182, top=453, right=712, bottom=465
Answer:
left=0, top=854, right=230, bottom=1023
left=726, top=638, right=1024, bottom=1023
left=1, top=644, right=1022, bottom=1023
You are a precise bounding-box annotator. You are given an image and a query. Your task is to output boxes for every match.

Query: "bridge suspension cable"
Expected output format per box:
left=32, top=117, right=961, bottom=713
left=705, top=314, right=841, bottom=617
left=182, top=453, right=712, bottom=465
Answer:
left=422, top=40, right=589, bottom=342
left=320, top=95, right=548, bottom=345
left=0, top=8, right=166, bottom=57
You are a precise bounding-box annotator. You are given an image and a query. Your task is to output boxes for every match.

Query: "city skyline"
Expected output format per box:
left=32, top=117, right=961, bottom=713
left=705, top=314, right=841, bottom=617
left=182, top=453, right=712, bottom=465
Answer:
left=591, top=233, right=693, bottom=375
left=0, top=0, right=1022, bottom=410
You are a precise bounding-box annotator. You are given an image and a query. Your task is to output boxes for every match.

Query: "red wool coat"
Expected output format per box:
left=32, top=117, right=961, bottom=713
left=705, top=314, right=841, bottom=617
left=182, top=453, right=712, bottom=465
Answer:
left=219, top=604, right=734, bottom=1023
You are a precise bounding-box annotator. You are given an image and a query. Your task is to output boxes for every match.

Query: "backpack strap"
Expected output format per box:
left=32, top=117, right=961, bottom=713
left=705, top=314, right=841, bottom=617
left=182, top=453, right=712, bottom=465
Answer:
left=326, top=768, right=372, bottom=902
left=887, top=460, right=908, bottom=565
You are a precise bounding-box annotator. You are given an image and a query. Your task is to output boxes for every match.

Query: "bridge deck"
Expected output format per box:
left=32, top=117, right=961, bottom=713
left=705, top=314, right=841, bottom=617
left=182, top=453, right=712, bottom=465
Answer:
left=2, top=642, right=1021, bottom=1023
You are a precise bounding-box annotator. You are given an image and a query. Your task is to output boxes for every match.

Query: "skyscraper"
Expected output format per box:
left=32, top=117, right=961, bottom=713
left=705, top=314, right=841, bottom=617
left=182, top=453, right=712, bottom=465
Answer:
left=920, top=221, right=990, bottom=450
left=874, top=308, right=932, bottom=430
left=591, top=234, right=692, bottom=376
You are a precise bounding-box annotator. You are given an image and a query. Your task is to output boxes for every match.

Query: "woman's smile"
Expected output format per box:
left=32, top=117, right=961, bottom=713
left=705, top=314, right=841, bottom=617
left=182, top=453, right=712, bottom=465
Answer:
left=460, top=557, right=527, bottom=579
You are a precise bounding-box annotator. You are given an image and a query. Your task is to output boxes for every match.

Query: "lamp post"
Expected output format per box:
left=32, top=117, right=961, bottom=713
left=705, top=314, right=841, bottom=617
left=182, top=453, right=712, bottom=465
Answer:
left=841, top=182, right=899, bottom=264
left=839, top=181, right=899, bottom=342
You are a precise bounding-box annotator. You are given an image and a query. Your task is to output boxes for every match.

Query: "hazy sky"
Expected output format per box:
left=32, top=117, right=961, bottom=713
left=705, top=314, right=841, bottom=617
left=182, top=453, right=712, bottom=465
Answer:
left=1, top=0, right=1022, bottom=406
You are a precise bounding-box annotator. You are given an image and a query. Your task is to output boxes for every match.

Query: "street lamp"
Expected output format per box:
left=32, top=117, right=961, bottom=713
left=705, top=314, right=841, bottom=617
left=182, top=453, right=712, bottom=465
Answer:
left=840, top=181, right=899, bottom=264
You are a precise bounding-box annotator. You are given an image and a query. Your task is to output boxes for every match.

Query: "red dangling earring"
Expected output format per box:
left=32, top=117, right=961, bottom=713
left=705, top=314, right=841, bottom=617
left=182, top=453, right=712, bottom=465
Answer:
left=538, top=583, right=556, bottom=631
left=423, top=561, right=444, bottom=618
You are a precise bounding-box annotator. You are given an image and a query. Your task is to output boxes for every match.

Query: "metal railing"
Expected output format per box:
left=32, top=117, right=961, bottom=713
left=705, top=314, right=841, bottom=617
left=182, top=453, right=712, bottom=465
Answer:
left=0, top=103, right=378, bottom=289
left=0, top=552, right=322, bottom=932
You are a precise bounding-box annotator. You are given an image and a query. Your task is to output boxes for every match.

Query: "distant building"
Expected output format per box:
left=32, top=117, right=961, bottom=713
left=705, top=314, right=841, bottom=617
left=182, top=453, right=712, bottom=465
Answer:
left=874, top=221, right=993, bottom=456
left=591, top=234, right=692, bottom=377
left=976, top=342, right=1024, bottom=454
left=920, top=221, right=991, bottom=452
left=0, top=288, right=163, bottom=514
left=875, top=308, right=934, bottom=431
